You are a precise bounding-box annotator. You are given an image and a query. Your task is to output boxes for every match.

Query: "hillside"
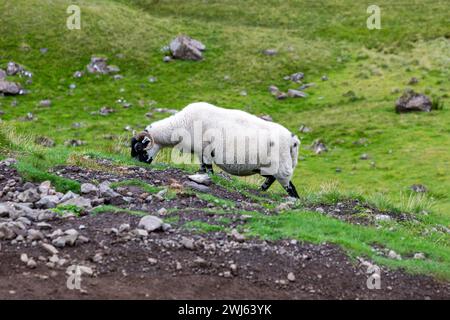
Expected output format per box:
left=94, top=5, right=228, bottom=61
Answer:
left=0, top=0, right=449, bottom=298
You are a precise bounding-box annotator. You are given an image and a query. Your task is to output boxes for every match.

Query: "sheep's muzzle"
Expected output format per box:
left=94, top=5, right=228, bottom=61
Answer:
left=131, top=132, right=154, bottom=164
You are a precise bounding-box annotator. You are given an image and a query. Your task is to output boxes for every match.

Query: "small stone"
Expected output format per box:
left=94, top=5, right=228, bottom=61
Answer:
left=262, top=49, right=278, bottom=56
left=39, top=99, right=52, bottom=107
left=157, top=208, right=168, bottom=215
left=414, top=253, right=425, bottom=260
left=133, top=228, right=148, bottom=238
left=230, top=229, right=245, bottom=242
left=287, top=89, right=307, bottom=98
left=287, top=272, right=296, bottom=282
left=375, top=214, right=391, bottom=221
left=410, top=184, right=428, bottom=193
left=41, top=243, right=59, bottom=256
left=138, top=215, right=163, bottom=232
left=20, top=253, right=29, bottom=263
left=148, top=258, right=158, bottom=265
left=388, top=250, right=402, bottom=260
left=184, top=181, right=210, bottom=193
left=360, top=153, right=370, bottom=160
left=118, top=224, right=130, bottom=233
left=188, top=173, right=212, bottom=186
left=180, top=237, right=195, bottom=250
left=27, top=258, right=37, bottom=269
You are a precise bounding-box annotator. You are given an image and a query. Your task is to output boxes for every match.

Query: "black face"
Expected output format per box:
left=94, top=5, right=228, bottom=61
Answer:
left=130, top=137, right=153, bottom=164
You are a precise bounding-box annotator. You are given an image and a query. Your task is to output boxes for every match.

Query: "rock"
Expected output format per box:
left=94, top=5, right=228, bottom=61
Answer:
left=321, top=75, right=328, bottom=81
left=414, top=252, right=425, bottom=260
left=287, top=89, right=307, bottom=98
left=193, top=257, right=208, bottom=267
left=0, top=79, right=23, bottom=95
left=298, top=83, right=315, bottom=90
left=375, top=214, right=391, bottom=221
left=38, top=181, right=52, bottom=195
left=410, top=184, right=428, bottom=193
left=163, top=56, right=172, bottom=63
left=61, top=196, right=92, bottom=210
left=64, top=139, right=85, bottom=147
left=138, top=215, right=163, bottom=232
left=408, top=77, right=419, bottom=85
left=98, top=106, right=114, bottom=116
left=286, top=72, right=304, bottom=83
left=180, top=237, right=195, bottom=250
left=6, top=62, right=23, bottom=76
left=27, top=229, right=44, bottom=241
left=35, top=136, right=55, bottom=148
left=0, top=69, right=6, bottom=79
left=69, top=83, right=76, bottom=89
left=0, top=203, right=13, bottom=218
left=230, top=229, right=245, bottom=242
left=148, top=258, right=158, bottom=265
left=360, top=153, right=370, bottom=160
left=395, top=90, right=432, bottom=113
left=298, top=125, right=312, bottom=133
left=188, top=173, right=212, bottom=186
left=184, top=181, right=210, bottom=193
left=35, top=195, right=59, bottom=209
left=99, top=181, right=120, bottom=198
left=41, top=243, right=59, bottom=256
left=39, top=99, right=52, bottom=107
left=87, top=56, right=119, bottom=74
left=287, top=272, right=296, bottom=282
left=17, top=188, right=40, bottom=203
left=81, top=183, right=98, bottom=194
left=169, top=35, right=205, bottom=61
left=133, top=228, right=148, bottom=238
left=157, top=208, right=168, bottom=215
left=388, top=250, right=402, bottom=260
left=60, top=191, right=78, bottom=203
left=118, top=224, right=130, bottom=233
left=73, top=71, right=84, bottom=78
left=311, top=139, right=328, bottom=154
left=262, top=49, right=278, bottom=56
left=268, top=85, right=280, bottom=95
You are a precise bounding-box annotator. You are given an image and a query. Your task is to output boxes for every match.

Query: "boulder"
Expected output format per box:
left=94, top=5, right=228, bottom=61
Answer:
left=0, top=79, right=23, bottom=95
left=81, top=183, right=98, bottom=194
left=61, top=196, right=92, bottom=210
left=35, top=195, right=60, bottom=209
left=6, top=62, right=23, bottom=76
left=169, top=35, right=205, bottom=61
left=17, top=188, right=40, bottom=203
left=188, top=173, right=212, bottom=186
left=395, top=90, right=432, bottom=113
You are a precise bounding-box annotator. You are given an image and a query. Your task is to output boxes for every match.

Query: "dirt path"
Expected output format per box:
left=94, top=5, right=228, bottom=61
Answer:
left=1, top=160, right=449, bottom=299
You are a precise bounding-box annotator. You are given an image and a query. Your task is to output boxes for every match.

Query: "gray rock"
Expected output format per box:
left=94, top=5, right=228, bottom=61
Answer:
left=262, top=49, right=278, bottom=56
left=163, top=56, right=172, bottom=63
left=35, top=195, right=59, bottom=209
left=375, top=214, right=391, bottom=221
left=287, top=89, right=307, bottom=98
left=230, top=229, right=245, bottom=242
left=73, top=70, right=84, bottom=78
left=0, top=79, right=23, bottom=95
left=188, top=173, right=212, bottom=186
left=86, top=56, right=118, bottom=74
left=169, top=35, right=205, bottom=61
left=311, top=139, right=328, bottom=154
left=39, top=99, right=52, bottom=107
left=133, top=228, right=148, bottom=238
left=0, top=69, right=6, bottom=79
left=180, top=237, right=195, bottom=250
left=118, top=223, right=130, bottom=233
left=17, top=188, right=40, bottom=203
left=388, top=250, right=402, bottom=260
left=61, top=197, right=92, bottom=210
left=99, top=181, right=120, bottom=198
left=414, top=252, right=425, bottom=260
left=287, top=72, right=304, bottom=83
left=59, top=191, right=79, bottom=203
left=6, top=62, right=23, bottom=76
left=410, top=184, right=428, bottom=193
left=0, top=203, right=13, bottom=218
left=81, top=183, right=98, bottom=194
left=287, top=272, right=296, bottom=282
left=27, top=229, right=44, bottom=241
left=138, top=215, right=163, bottom=232
left=395, top=90, right=432, bottom=113
left=184, top=181, right=210, bottom=193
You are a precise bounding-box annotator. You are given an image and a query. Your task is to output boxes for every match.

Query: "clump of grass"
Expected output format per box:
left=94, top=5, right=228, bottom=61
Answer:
left=183, top=221, right=226, bottom=233
left=52, top=204, right=83, bottom=217
left=398, top=192, right=436, bottom=214
left=431, top=96, right=445, bottom=111
left=192, top=192, right=235, bottom=208
left=90, top=205, right=147, bottom=216
left=110, top=179, right=162, bottom=194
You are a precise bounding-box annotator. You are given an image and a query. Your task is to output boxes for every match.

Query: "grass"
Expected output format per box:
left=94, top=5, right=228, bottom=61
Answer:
left=90, top=204, right=147, bottom=216
left=110, top=179, right=162, bottom=194
left=0, top=0, right=449, bottom=279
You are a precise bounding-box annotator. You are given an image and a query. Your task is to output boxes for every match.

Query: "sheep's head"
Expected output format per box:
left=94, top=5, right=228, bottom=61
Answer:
left=131, top=131, right=155, bottom=164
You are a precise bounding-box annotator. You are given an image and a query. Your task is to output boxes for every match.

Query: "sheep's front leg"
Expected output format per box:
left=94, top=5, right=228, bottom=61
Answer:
left=261, top=175, right=276, bottom=191
left=284, top=181, right=299, bottom=198
left=199, top=162, right=214, bottom=174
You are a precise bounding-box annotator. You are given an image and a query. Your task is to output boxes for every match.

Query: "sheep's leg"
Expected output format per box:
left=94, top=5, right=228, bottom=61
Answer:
left=284, top=181, right=300, bottom=198
left=199, top=162, right=214, bottom=174
left=261, top=175, right=276, bottom=191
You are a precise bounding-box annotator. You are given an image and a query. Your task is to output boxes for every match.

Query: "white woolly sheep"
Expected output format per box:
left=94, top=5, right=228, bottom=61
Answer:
left=131, top=102, right=300, bottom=197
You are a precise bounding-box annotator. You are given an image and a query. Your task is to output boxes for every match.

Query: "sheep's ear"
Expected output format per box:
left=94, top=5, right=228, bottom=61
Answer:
left=137, top=132, right=154, bottom=149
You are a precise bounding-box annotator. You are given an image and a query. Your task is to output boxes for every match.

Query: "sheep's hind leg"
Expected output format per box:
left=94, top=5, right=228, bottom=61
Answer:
left=261, top=175, right=276, bottom=191
left=284, top=181, right=299, bottom=198
left=199, top=163, right=214, bottom=174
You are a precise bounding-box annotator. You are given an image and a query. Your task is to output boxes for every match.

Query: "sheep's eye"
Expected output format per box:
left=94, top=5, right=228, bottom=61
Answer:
left=294, top=143, right=298, bottom=147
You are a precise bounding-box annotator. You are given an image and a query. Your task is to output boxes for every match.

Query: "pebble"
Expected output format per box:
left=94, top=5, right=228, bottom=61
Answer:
left=287, top=272, right=296, bottom=282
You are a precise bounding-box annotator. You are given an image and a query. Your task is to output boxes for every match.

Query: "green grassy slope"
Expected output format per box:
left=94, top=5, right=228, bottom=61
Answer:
left=0, top=1, right=449, bottom=218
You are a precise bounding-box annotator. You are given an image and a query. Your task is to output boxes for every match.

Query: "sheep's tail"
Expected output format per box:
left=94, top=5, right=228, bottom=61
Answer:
left=290, top=134, right=300, bottom=169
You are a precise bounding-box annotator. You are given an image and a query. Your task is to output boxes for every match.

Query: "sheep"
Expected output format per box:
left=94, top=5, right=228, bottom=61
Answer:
left=131, top=102, right=300, bottom=198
